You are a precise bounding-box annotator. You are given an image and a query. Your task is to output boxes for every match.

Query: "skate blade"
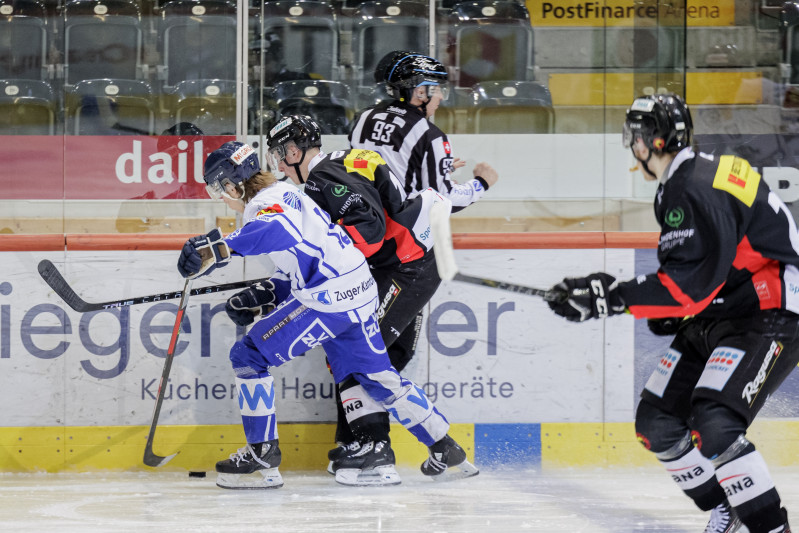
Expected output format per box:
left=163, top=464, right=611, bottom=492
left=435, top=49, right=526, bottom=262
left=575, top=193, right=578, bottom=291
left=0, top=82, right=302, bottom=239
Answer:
left=327, top=460, right=335, bottom=476
left=335, top=465, right=402, bottom=487
left=429, top=460, right=479, bottom=482
left=216, top=467, right=284, bottom=490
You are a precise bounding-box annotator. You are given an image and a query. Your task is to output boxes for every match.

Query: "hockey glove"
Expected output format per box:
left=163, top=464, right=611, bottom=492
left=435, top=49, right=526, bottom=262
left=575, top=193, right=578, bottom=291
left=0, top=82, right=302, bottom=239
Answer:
left=225, top=281, right=278, bottom=326
left=177, top=227, right=231, bottom=279
left=547, top=272, right=626, bottom=322
left=647, top=317, right=685, bottom=336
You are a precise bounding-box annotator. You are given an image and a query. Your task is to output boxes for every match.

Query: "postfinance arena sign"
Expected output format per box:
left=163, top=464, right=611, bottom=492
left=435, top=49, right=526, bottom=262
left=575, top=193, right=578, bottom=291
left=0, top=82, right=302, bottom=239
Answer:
left=528, top=0, right=734, bottom=27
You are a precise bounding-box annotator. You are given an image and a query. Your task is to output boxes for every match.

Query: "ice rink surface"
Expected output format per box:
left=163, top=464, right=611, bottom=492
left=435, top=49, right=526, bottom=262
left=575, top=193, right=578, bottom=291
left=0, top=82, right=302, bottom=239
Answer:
left=3, top=465, right=798, bottom=532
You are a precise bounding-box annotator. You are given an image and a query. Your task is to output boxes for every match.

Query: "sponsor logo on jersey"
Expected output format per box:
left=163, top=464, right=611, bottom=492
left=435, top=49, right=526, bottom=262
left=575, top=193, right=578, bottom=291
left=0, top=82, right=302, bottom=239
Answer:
left=261, top=305, right=307, bottom=342
left=283, top=191, right=301, bottom=210
left=696, top=346, right=745, bottom=391
left=334, top=277, right=375, bottom=302
left=338, top=193, right=363, bottom=215
left=658, top=228, right=695, bottom=251
left=644, top=347, right=681, bottom=397
left=332, top=184, right=349, bottom=197
left=665, top=206, right=684, bottom=228
left=742, top=341, right=781, bottom=405
left=387, top=106, right=406, bottom=115
left=256, top=204, right=284, bottom=217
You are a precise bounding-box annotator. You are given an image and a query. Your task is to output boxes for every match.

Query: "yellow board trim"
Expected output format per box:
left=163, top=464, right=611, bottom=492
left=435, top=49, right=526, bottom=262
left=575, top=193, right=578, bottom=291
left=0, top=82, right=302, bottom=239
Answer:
left=0, top=423, right=476, bottom=473
left=712, top=155, right=760, bottom=207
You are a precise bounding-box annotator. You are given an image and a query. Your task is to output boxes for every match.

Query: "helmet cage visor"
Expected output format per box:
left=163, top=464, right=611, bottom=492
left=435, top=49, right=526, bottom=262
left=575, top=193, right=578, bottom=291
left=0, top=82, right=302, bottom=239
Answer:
left=266, top=141, right=295, bottom=171
left=205, top=178, right=240, bottom=200
left=420, top=81, right=450, bottom=101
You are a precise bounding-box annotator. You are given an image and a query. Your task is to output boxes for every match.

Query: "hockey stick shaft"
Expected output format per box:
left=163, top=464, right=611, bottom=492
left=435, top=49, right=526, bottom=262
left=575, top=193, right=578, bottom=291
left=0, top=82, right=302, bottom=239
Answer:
left=143, top=277, right=191, bottom=468
left=38, top=259, right=268, bottom=312
left=428, top=202, right=565, bottom=303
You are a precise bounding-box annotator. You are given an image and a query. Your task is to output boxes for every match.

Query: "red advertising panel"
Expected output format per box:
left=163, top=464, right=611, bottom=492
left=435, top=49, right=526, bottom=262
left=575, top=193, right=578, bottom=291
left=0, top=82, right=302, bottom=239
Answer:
left=2, top=135, right=235, bottom=200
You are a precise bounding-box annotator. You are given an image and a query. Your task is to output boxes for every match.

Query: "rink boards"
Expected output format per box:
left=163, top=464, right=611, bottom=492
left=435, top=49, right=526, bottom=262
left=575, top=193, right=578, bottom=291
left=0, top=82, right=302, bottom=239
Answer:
left=1, top=235, right=799, bottom=472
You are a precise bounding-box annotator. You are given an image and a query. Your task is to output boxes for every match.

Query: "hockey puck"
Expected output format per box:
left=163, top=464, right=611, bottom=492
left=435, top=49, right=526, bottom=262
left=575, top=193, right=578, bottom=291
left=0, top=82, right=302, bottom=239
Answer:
left=188, top=471, right=206, bottom=478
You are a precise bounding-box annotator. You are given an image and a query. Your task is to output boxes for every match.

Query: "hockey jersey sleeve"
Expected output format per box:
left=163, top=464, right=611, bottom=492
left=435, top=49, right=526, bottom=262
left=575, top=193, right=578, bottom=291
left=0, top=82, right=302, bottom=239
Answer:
left=426, top=135, right=487, bottom=212
left=224, top=211, right=302, bottom=257
left=617, top=188, right=737, bottom=319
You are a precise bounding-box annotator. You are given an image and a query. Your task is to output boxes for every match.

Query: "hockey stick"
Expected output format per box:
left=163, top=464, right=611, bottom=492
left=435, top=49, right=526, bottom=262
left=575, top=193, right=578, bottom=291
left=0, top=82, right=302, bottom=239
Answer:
left=143, top=277, right=191, bottom=468
left=38, top=259, right=269, bottom=312
left=428, top=202, right=566, bottom=303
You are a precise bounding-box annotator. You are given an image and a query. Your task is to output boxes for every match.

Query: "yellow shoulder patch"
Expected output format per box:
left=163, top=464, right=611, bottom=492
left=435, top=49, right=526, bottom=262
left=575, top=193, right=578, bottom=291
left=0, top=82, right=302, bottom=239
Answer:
left=712, top=155, right=760, bottom=207
left=343, top=149, right=386, bottom=182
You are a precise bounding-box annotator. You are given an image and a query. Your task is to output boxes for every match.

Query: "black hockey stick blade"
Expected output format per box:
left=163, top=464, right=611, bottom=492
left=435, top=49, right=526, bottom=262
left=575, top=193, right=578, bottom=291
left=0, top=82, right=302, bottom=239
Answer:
left=38, top=259, right=269, bottom=312
left=143, top=277, right=192, bottom=468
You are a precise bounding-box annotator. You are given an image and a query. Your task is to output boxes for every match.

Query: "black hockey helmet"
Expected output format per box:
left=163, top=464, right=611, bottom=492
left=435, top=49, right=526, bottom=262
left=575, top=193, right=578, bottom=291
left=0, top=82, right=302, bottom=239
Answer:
left=380, top=51, right=449, bottom=101
left=623, top=93, right=693, bottom=154
left=203, top=141, right=260, bottom=199
left=265, top=114, right=322, bottom=181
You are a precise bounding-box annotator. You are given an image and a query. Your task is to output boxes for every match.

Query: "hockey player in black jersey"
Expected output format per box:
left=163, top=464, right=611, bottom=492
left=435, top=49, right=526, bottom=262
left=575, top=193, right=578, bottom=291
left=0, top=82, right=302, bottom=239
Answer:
left=349, top=50, right=498, bottom=211
left=265, top=114, right=479, bottom=486
left=547, top=93, right=794, bottom=533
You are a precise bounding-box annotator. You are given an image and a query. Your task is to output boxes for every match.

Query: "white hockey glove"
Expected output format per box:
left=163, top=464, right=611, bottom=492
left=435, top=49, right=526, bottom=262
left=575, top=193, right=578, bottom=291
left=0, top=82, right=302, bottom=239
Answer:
left=224, top=281, right=278, bottom=326
left=177, top=227, right=231, bottom=279
left=547, top=272, right=625, bottom=322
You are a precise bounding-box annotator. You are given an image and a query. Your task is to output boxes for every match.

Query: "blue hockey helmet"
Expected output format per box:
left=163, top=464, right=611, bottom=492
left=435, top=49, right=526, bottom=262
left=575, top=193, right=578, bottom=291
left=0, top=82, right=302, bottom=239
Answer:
left=203, top=141, right=260, bottom=199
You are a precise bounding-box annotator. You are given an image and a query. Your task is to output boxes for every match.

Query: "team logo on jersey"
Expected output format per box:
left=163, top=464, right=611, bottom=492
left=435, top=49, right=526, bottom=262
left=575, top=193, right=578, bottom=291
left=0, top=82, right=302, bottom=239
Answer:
left=332, top=185, right=349, bottom=197
left=665, top=207, right=684, bottom=228
left=256, top=204, right=284, bottom=216
left=344, top=150, right=384, bottom=181
left=443, top=141, right=451, bottom=154
left=312, top=290, right=332, bottom=305
left=283, top=191, right=301, bottom=210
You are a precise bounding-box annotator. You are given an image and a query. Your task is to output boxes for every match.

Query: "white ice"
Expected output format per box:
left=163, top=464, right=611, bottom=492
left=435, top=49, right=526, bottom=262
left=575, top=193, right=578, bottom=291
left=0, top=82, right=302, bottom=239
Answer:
left=2, top=466, right=798, bottom=532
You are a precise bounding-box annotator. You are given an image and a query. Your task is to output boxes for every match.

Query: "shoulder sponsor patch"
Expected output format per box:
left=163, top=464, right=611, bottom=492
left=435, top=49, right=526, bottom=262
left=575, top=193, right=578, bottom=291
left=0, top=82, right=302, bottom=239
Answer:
left=712, top=155, right=760, bottom=207
left=344, top=149, right=386, bottom=181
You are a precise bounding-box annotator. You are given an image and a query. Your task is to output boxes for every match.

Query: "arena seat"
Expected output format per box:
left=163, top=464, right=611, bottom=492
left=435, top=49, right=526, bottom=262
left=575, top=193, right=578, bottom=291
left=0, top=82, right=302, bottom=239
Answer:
left=443, top=0, right=534, bottom=88
left=63, top=0, right=143, bottom=85
left=0, top=0, right=51, bottom=81
left=272, top=79, right=353, bottom=134
left=467, top=80, right=553, bottom=133
left=64, top=78, right=155, bottom=135
left=0, top=79, right=56, bottom=134
left=158, top=0, right=236, bottom=89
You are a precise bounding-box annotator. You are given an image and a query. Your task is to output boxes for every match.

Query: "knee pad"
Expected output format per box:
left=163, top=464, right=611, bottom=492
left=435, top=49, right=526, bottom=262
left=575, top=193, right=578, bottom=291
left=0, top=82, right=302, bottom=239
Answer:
left=229, top=336, right=266, bottom=377
left=635, top=400, right=691, bottom=455
left=688, top=401, right=748, bottom=461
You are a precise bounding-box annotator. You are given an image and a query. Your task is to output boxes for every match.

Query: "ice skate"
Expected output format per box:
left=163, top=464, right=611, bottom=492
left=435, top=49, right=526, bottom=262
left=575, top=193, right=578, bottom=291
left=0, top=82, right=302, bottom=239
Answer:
left=704, top=501, right=745, bottom=533
left=327, top=441, right=356, bottom=475
left=332, top=440, right=401, bottom=486
left=421, top=434, right=479, bottom=481
left=215, top=440, right=283, bottom=490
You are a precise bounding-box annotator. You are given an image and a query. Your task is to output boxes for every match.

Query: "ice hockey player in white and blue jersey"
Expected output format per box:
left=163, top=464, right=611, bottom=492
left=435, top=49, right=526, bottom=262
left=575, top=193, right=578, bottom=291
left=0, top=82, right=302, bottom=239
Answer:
left=176, top=141, right=478, bottom=489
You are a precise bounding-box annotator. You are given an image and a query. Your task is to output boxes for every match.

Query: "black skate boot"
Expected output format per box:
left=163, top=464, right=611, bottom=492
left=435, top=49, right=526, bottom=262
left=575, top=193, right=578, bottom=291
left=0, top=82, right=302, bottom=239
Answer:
left=704, top=501, right=744, bottom=533
left=332, top=440, right=401, bottom=486
left=215, top=440, right=283, bottom=490
left=421, top=435, right=479, bottom=481
left=327, top=441, right=358, bottom=475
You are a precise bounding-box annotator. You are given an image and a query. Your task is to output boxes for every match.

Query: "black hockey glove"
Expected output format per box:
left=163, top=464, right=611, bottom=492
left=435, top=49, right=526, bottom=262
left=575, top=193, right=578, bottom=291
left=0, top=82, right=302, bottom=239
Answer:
left=647, top=317, right=684, bottom=336
left=547, top=272, right=625, bottom=322
left=225, top=281, right=278, bottom=326
left=177, top=227, right=230, bottom=279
